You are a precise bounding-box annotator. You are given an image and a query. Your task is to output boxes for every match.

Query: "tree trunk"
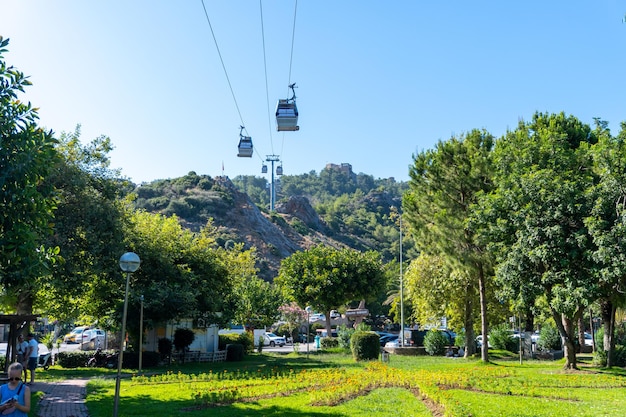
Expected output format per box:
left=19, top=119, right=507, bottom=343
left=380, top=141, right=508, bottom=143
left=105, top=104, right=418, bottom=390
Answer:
left=599, top=299, right=614, bottom=367
left=16, top=290, right=33, bottom=315
left=577, top=312, right=585, bottom=353
left=463, top=286, right=476, bottom=357
left=325, top=309, right=333, bottom=337
left=553, top=310, right=577, bottom=369
left=524, top=308, right=534, bottom=332
left=478, top=262, right=489, bottom=362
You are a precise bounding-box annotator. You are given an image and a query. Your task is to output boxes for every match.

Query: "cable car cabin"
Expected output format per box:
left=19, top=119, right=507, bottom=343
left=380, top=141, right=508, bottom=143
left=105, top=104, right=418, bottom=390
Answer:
left=275, top=99, right=299, bottom=131
left=237, top=136, right=253, bottom=157
left=261, top=164, right=268, bottom=174
left=276, top=165, right=283, bottom=175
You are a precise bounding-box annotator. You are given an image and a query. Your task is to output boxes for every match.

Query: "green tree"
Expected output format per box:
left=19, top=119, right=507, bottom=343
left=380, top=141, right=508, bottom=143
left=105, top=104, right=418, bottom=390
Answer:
left=403, top=129, right=495, bottom=360
left=232, top=276, right=282, bottom=330
left=585, top=119, right=626, bottom=366
left=475, top=112, right=597, bottom=369
left=276, top=245, right=386, bottom=335
left=121, top=212, right=231, bottom=345
left=39, top=127, right=127, bottom=323
left=0, top=37, right=59, bottom=314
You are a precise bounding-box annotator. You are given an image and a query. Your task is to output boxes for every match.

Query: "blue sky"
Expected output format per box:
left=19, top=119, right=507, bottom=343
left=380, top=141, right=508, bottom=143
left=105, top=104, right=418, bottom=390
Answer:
left=2, top=1, right=625, bottom=184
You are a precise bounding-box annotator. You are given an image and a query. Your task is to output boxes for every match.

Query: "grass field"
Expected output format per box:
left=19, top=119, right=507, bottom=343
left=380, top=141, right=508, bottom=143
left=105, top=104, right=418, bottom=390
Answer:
left=41, top=351, right=626, bottom=416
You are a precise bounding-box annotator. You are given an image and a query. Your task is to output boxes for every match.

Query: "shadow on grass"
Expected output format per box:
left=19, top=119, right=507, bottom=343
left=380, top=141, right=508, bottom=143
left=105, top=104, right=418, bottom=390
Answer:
left=86, top=393, right=347, bottom=417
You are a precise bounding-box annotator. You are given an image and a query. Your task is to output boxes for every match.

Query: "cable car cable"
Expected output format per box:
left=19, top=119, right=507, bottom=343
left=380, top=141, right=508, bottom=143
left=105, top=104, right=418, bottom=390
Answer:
left=259, top=0, right=275, bottom=155
left=200, top=0, right=249, bottom=136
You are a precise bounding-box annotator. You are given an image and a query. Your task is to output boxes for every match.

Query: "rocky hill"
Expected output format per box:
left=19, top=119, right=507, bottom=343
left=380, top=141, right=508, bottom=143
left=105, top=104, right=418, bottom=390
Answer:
left=133, top=167, right=410, bottom=280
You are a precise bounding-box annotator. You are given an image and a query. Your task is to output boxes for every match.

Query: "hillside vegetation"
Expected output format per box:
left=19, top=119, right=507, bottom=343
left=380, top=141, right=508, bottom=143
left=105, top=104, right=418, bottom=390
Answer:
left=133, top=164, right=414, bottom=279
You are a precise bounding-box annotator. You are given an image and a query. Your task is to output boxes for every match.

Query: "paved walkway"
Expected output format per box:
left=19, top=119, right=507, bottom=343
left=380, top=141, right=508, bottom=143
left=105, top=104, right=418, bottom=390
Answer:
left=34, top=379, right=89, bottom=417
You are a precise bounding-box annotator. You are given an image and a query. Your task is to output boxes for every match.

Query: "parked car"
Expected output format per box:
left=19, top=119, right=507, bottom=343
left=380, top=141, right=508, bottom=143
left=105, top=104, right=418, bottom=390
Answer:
left=584, top=332, right=593, bottom=347
left=476, top=334, right=492, bottom=348
left=63, top=326, right=89, bottom=344
left=263, top=332, right=286, bottom=347
left=330, top=310, right=340, bottom=319
left=309, top=313, right=326, bottom=323
left=379, top=334, right=399, bottom=347
left=81, top=328, right=106, bottom=349
left=384, top=339, right=401, bottom=348
left=316, top=329, right=338, bottom=338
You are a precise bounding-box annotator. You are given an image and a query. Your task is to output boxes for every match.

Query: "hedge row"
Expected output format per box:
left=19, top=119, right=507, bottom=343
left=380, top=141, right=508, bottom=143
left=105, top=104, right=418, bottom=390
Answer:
left=56, top=350, right=160, bottom=369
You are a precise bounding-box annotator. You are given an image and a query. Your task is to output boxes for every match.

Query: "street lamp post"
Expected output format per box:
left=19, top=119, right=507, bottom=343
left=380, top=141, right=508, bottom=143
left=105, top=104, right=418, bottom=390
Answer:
left=305, top=306, right=312, bottom=359
left=113, top=252, right=140, bottom=417
left=399, top=213, right=405, bottom=347
left=139, top=294, right=144, bottom=373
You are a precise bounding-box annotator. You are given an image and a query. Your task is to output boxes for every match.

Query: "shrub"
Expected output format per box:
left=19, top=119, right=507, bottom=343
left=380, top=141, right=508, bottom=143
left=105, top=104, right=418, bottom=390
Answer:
left=537, top=324, right=562, bottom=351
left=350, top=331, right=380, bottom=361
left=455, top=328, right=466, bottom=349
left=337, top=324, right=354, bottom=349
left=424, top=330, right=448, bottom=356
left=57, top=351, right=93, bottom=368
left=219, top=333, right=241, bottom=350
left=321, top=337, right=339, bottom=349
left=226, top=343, right=244, bottom=361
left=173, top=328, right=195, bottom=352
left=237, top=332, right=254, bottom=353
left=158, top=338, right=173, bottom=359
left=490, top=324, right=517, bottom=352
left=219, top=332, right=253, bottom=354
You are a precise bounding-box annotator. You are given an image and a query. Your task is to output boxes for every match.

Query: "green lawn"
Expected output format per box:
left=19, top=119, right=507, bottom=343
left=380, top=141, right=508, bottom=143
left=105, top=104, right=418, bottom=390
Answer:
left=38, top=351, right=626, bottom=416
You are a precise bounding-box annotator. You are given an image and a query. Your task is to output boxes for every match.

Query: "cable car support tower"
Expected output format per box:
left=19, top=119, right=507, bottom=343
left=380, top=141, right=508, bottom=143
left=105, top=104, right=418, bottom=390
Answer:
left=265, top=155, right=281, bottom=211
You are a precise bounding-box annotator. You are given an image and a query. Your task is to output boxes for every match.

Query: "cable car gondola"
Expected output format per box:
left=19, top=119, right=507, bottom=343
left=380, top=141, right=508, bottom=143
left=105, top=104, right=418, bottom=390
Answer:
left=275, top=83, right=299, bottom=132
left=237, top=126, right=253, bottom=158
left=276, top=164, right=283, bottom=176
left=261, top=164, right=268, bottom=173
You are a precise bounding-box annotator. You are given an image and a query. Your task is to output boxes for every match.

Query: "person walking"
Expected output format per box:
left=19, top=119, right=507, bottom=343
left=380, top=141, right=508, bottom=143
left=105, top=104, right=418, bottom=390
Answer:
left=25, top=333, right=38, bottom=385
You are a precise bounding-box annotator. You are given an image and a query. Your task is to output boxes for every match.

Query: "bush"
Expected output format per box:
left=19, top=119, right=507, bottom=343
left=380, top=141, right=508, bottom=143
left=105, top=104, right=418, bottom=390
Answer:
left=219, top=333, right=241, bottom=350
left=57, top=351, right=93, bottom=368
left=321, top=337, right=339, bottom=349
left=158, top=338, right=173, bottom=359
left=424, top=330, right=448, bottom=356
left=537, top=324, right=562, bottom=351
left=455, top=328, right=466, bottom=349
left=490, top=324, right=517, bottom=352
left=237, top=332, right=254, bottom=353
left=226, top=343, right=244, bottom=362
left=337, top=324, right=354, bottom=349
left=350, top=331, right=380, bottom=361
left=219, top=332, right=253, bottom=353
left=173, top=328, right=195, bottom=352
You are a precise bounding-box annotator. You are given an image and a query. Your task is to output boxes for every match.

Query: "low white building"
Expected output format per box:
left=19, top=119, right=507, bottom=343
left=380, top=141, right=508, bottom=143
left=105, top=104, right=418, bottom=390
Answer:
left=143, top=318, right=219, bottom=353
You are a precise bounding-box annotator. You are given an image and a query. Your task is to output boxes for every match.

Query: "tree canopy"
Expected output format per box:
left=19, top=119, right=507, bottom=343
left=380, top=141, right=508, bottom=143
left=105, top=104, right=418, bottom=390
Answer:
left=276, top=245, right=386, bottom=334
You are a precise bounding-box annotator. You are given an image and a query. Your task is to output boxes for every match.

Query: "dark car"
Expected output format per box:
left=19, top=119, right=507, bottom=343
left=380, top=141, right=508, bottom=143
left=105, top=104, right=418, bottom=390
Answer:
left=379, top=334, right=398, bottom=346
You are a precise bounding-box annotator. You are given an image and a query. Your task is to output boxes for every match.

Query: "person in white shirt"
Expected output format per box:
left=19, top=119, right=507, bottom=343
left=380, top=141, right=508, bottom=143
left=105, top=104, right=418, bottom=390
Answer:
left=25, top=334, right=38, bottom=385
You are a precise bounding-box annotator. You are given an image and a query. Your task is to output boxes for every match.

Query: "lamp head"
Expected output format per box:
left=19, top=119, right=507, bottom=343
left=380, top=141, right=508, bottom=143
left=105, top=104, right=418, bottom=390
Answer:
left=119, top=252, right=141, bottom=272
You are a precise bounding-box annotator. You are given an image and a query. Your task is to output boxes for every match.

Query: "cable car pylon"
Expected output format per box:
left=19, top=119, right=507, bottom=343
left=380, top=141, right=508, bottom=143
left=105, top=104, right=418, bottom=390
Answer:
left=265, top=155, right=281, bottom=211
